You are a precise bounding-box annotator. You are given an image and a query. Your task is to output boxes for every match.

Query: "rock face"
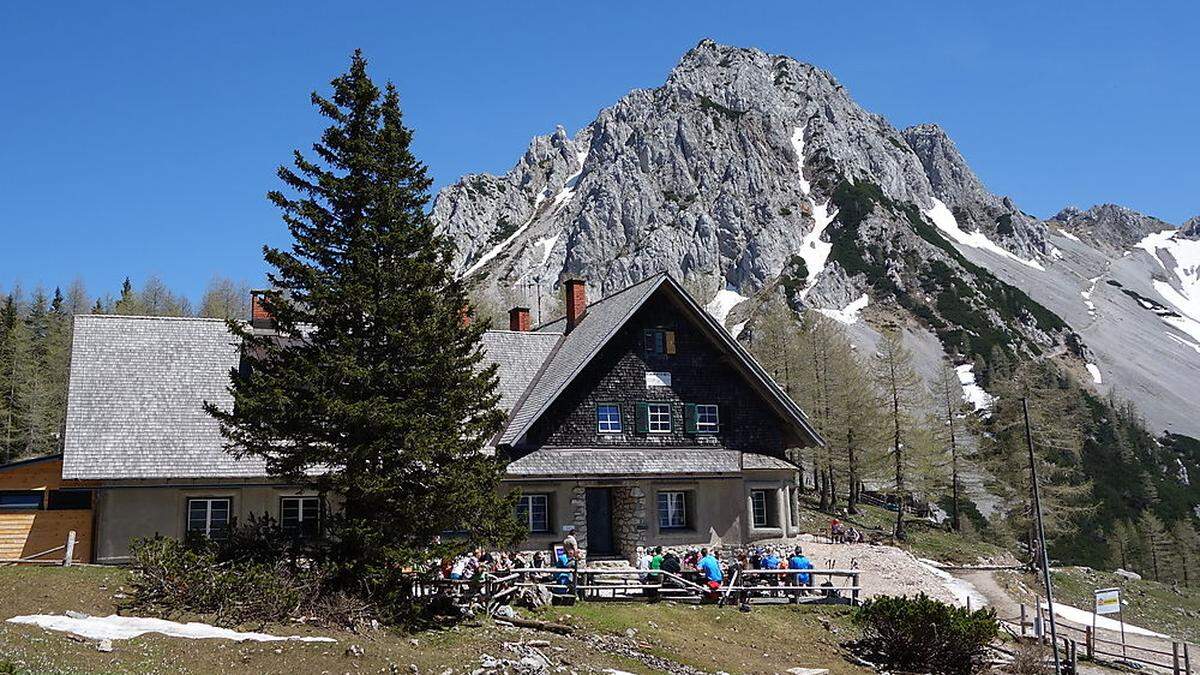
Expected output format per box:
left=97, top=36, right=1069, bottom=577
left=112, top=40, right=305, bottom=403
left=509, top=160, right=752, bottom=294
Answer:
left=1182, top=215, right=1200, bottom=240
left=1049, top=203, right=1173, bottom=250
left=433, top=39, right=1200, bottom=438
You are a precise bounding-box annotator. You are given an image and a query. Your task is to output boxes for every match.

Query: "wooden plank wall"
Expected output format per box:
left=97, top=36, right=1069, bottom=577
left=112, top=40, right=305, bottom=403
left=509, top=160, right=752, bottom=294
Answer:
left=0, top=458, right=93, bottom=563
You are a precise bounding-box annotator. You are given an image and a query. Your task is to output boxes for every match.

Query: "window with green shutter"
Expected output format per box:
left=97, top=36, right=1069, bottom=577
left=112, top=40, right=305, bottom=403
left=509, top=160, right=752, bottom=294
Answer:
left=635, top=401, right=650, bottom=434
left=684, top=403, right=697, bottom=434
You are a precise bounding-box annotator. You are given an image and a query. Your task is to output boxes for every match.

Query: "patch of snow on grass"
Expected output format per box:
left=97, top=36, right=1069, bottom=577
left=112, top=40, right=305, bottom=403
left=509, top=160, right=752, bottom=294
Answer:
left=814, top=293, right=869, bottom=325
left=7, top=614, right=336, bottom=643
left=924, top=198, right=1044, bottom=270
left=1039, top=601, right=1168, bottom=639
left=1086, top=363, right=1102, bottom=385
left=955, top=364, right=995, bottom=412
left=706, top=287, right=749, bottom=326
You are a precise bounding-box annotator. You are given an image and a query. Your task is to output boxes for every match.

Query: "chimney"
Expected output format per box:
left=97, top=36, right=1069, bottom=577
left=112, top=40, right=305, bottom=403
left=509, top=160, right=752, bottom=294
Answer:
left=250, top=290, right=273, bottom=329
left=508, top=307, right=531, bottom=332
left=564, top=278, right=587, bottom=332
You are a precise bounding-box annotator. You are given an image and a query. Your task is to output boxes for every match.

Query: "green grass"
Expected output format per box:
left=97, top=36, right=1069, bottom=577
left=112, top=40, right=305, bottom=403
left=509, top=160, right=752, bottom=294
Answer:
left=0, top=565, right=868, bottom=674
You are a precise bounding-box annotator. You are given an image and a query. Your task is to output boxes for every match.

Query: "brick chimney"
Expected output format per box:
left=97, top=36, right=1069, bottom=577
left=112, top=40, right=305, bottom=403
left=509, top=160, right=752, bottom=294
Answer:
left=564, top=279, right=587, bottom=332
left=508, top=307, right=531, bottom=332
left=250, top=290, right=273, bottom=329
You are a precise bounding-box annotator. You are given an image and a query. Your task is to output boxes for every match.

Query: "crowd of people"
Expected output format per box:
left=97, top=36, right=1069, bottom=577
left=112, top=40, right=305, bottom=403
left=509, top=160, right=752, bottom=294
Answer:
left=438, top=538, right=826, bottom=603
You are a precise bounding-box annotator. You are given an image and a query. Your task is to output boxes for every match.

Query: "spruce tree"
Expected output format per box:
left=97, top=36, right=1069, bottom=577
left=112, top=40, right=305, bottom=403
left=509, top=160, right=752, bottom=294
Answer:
left=0, top=294, right=32, bottom=462
left=205, top=51, right=518, bottom=603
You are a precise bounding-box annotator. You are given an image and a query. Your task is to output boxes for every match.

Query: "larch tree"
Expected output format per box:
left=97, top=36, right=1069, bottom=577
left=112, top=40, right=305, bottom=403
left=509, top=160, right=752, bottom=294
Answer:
left=199, top=276, right=250, bottom=320
left=1138, top=511, right=1170, bottom=582
left=204, top=51, right=520, bottom=606
left=982, top=360, right=1095, bottom=564
left=873, top=329, right=927, bottom=539
left=1170, top=520, right=1200, bottom=587
left=933, top=362, right=966, bottom=531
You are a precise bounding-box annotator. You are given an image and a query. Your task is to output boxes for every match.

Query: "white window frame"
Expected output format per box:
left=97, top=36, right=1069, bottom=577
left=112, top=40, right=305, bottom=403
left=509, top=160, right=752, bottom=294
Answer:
left=186, top=497, right=231, bottom=538
left=657, top=491, right=688, bottom=529
left=751, top=489, right=770, bottom=528
left=280, top=496, right=321, bottom=536
left=696, top=404, right=720, bottom=433
left=648, top=403, right=672, bottom=433
left=516, top=494, right=550, bottom=533
left=597, top=404, right=622, bottom=433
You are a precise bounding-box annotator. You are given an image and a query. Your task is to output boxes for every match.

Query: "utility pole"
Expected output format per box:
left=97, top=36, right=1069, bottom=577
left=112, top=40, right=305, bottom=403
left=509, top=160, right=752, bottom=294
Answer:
left=1024, top=397, right=1061, bottom=675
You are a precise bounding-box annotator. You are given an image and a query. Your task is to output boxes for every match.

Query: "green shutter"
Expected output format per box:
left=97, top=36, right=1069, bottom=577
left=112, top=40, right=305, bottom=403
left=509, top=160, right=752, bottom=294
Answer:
left=635, top=402, right=650, bottom=434
left=684, top=403, right=697, bottom=434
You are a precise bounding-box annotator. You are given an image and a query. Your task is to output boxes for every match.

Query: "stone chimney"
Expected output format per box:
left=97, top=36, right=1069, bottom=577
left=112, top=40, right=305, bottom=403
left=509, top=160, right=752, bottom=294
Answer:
left=508, top=307, right=531, bottom=332
left=250, top=291, right=273, bottom=329
left=564, top=279, right=587, bottom=332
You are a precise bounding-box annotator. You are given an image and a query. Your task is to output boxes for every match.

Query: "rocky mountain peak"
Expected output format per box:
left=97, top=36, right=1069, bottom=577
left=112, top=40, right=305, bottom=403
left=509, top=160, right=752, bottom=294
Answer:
left=1182, top=215, right=1200, bottom=240
left=1050, top=203, right=1171, bottom=249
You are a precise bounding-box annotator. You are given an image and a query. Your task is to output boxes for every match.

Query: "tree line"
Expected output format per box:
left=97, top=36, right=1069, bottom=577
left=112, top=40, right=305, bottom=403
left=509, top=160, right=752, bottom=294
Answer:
left=0, top=275, right=251, bottom=463
left=747, top=296, right=1200, bottom=574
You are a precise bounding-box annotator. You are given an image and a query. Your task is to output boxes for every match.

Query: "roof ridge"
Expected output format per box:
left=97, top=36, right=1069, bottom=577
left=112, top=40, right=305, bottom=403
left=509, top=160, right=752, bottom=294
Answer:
left=534, top=272, right=668, bottom=330
left=76, top=314, right=234, bottom=323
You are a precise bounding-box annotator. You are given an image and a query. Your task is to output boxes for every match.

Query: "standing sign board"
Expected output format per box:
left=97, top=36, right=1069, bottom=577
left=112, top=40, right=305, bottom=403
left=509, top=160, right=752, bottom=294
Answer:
left=1093, top=587, right=1127, bottom=658
left=1094, top=588, right=1121, bottom=614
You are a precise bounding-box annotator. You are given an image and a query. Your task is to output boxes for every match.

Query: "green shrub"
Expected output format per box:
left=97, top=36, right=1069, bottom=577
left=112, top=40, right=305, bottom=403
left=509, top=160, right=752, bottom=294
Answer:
left=851, top=593, right=998, bottom=675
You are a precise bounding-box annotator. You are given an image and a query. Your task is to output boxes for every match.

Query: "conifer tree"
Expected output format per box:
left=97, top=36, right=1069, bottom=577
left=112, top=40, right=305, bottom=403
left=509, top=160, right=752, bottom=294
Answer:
left=933, top=363, right=965, bottom=531
left=205, top=51, right=519, bottom=603
left=1171, top=520, right=1200, bottom=587
left=1138, top=511, right=1170, bottom=582
left=873, top=329, right=927, bottom=539
left=0, top=294, right=32, bottom=462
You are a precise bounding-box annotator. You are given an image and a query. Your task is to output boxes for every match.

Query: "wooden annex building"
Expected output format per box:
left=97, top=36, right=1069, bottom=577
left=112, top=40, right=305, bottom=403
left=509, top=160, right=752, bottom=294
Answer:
left=0, top=454, right=94, bottom=564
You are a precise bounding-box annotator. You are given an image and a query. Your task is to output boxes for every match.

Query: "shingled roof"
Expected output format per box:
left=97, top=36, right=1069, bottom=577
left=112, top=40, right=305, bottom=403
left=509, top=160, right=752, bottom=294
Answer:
left=62, top=274, right=820, bottom=480
left=62, top=315, right=259, bottom=480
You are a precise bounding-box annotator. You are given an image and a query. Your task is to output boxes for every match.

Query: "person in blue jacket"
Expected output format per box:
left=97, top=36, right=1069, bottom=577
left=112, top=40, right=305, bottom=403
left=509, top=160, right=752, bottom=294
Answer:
left=788, top=545, right=814, bottom=595
left=696, top=547, right=724, bottom=600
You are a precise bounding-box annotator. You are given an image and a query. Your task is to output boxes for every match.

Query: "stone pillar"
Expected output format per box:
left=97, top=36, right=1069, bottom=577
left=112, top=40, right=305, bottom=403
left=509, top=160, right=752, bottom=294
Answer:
left=571, top=484, right=587, bottom=550
left=612, top=484, right=647, bottom=560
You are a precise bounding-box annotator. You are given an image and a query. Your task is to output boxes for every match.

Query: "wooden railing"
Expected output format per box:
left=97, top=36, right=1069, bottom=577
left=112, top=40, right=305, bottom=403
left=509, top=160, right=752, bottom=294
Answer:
left=1012, top=602, right=1193, bottom=674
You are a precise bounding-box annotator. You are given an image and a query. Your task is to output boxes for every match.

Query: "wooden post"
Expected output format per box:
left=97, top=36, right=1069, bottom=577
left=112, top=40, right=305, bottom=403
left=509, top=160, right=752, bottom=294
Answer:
left=1176, top=642, right=1183, bottom=675
left=1184, top=642, right=1191, bottom=675
left=1068, top=638, right=1077, bottom=673
left=1085, top=627, right=1093, bottom=660
left=62, top=530, right=76, bottom=567
left=852, top=572, right=860, bottom=606
left=1021, top=604, right=1027, bottom=637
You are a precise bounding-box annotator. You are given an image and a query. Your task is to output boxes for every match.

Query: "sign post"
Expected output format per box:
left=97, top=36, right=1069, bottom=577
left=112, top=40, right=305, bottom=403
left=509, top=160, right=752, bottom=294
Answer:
left=1094, top=587, right=1126, bottom=659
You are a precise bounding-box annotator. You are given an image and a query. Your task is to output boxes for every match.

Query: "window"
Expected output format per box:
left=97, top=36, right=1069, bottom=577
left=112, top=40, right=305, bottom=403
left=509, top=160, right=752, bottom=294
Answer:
left=597, top=404, right=622, bottom=433
left=47, top=489, right=92, bottom=510
left=643, top=329, right=676, bottom=355
left=751, top=490, right=769, bottom=528
left=0, top=490, right=42, bottom=510
left=516, top=494, right=550, bottom=533
left=657, top=491, right=688, bottom=529
left=648, top=403, right=671, bottom=433
left=696, top=404, right=719, bottom=433
left=187, top=498, right=231, bottom=539
left=280, top=496, right=321, bottom=538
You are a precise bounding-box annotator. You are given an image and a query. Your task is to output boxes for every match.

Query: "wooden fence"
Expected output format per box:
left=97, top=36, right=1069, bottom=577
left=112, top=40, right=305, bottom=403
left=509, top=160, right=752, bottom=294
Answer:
left=0, top=529, right=78, bottom=566
left=409, top=565, right=862, bottom=607
left=1010, top=602, right=1193, bottom=675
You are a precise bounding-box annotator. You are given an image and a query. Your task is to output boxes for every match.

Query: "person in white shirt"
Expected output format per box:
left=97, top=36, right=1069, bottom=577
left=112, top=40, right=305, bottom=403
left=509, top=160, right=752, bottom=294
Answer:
left=635, top=545, right=652, bottom=582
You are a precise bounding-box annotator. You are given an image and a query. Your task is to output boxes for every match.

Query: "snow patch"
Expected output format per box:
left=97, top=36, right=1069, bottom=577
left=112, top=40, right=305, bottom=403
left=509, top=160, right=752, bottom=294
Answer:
left=1134, top=229, right=1200, bottom=342
left=924, top=198, right=1044, bottom=270
left=915, top=559, right=987, bottom=609
left=1086, top=363, right=1102, bottom=385
left=1039, top=601, right=1168, bottom=639
left=706, top=288, right=749, bottom=326
left=463, top=191, right=548, bottom=277
left=1050, top=245, right=1064, bottom=260
left=1165, top=332, right=1200, bottom=355
left=7, top=614, right=336, bottom=643
left=955, top=364, right=995, bottom=412
left=1056, top=228, right=1081, bottom=242
left=814, top=293, right=869, bottom=325
left=534, top=234, right=559, bottom=266
left=790, top=126, right=838, bottom=298
left=730, top=320, right=748, bottom=339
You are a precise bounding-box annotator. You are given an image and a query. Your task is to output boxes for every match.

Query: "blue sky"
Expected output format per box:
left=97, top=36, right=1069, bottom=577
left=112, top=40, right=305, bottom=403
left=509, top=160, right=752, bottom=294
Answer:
left=2, top=1, right=1197, bottom=302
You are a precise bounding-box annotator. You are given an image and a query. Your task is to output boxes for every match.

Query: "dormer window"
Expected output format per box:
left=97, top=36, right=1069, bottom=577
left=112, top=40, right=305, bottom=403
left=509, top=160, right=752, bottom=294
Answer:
left=597, top=404, right=622, bottom=433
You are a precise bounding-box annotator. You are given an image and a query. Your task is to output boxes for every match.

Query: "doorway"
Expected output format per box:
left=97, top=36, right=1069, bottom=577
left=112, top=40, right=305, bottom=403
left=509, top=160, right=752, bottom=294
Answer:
left=584, top=488, right=614, bottom=556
